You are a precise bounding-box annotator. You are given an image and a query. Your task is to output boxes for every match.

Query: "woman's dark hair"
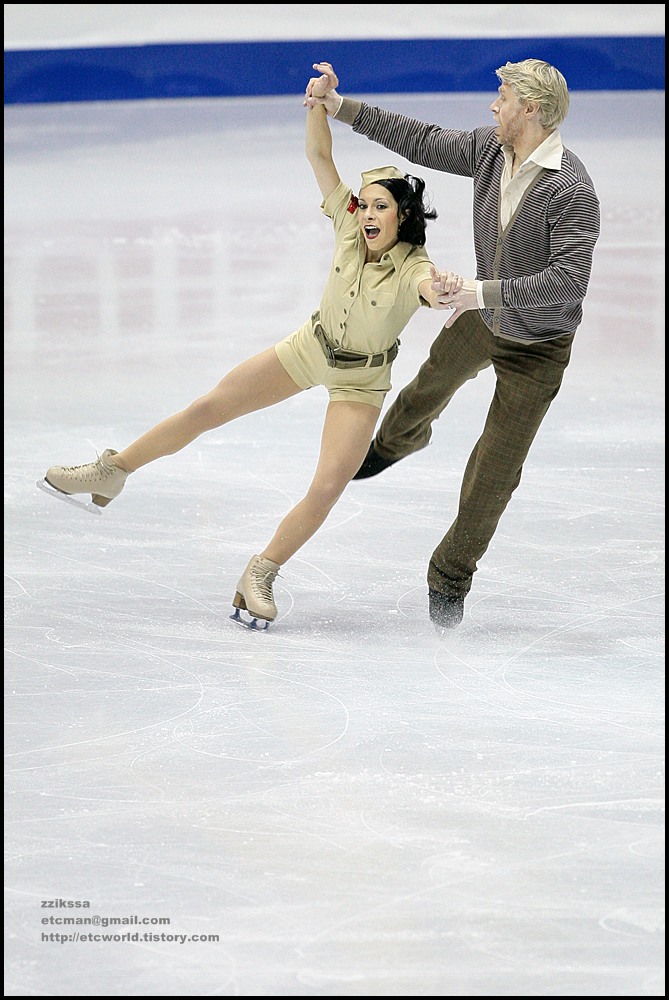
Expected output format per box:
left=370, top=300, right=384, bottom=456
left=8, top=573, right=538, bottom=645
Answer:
left=375, top=174, right=438, bottom=246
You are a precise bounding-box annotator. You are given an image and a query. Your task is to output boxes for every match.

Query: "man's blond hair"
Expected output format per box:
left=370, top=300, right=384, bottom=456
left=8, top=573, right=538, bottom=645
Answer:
left=496, top=58, right=570, bottom=130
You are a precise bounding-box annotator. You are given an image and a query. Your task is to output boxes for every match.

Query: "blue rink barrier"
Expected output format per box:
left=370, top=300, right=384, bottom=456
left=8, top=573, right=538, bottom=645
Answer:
left=4, top=35, right=665, bottom=104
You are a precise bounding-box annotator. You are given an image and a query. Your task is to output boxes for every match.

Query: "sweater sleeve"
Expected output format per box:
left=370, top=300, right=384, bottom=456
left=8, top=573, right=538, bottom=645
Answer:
left=350, top=103, right=476, bottom=178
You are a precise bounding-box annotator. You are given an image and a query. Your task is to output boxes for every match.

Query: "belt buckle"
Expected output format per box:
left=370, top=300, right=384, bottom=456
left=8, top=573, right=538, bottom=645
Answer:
left=315, top=323, right=336, bottom=367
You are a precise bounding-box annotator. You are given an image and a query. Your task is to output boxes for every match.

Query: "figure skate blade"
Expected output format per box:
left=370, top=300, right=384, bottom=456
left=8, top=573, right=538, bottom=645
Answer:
left=36, top=479, right=103, bottom=516
left=230, top=608, right=270, bottom=631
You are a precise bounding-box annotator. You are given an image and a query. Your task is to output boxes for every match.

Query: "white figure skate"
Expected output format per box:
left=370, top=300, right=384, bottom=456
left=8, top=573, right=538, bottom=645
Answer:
left=38, top=448, right=128, bottom=513
left=230, top=554, right=281, bottom=630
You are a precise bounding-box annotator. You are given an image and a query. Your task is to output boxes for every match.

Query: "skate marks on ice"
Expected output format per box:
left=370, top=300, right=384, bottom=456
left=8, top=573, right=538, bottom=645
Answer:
left=36, top=478, right=103, bottom=515
left=392, top=586, right=664, bottom=879
left=395, top=583, right=663, bottom=824
left=5, top=503, right=665, bottom=997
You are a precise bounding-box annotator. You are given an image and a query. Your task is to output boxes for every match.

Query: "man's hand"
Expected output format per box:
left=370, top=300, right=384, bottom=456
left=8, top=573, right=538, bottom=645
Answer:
left=431, top=273, right=479, bottom=327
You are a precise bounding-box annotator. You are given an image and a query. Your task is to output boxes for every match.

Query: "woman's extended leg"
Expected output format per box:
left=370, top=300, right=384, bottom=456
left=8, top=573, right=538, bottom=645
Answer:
left=115, top=347, right=303, bottom=472
left=43, top=348, right=303, bottom=505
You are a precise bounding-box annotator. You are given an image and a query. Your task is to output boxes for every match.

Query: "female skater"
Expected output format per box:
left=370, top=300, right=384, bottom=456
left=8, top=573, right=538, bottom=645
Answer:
left=41, top=70, right=461, bottom=628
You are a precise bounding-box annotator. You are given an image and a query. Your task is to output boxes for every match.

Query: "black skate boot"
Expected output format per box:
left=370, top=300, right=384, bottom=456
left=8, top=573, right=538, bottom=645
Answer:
left=429, top=589, right=465, bottom=631
left=352, top=442, right=398, bottom=480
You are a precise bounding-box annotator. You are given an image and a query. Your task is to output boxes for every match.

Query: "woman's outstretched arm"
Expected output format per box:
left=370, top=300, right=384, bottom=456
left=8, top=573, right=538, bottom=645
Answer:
left=305, top=71, right=341, bottom=201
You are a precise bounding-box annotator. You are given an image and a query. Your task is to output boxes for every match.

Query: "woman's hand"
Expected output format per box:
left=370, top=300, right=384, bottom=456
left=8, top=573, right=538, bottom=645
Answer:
left=430, top=267, right=463, bottom=297
left=431, top=268, right=479, bottom=326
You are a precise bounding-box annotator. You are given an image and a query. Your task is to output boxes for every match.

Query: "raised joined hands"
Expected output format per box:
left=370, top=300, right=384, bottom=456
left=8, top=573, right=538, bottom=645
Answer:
left=304, top=62, right=340, bottom=106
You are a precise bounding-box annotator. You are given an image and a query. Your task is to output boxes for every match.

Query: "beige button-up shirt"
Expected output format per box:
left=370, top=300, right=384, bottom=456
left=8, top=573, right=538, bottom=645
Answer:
left=317, top=181, right=434, bottom=355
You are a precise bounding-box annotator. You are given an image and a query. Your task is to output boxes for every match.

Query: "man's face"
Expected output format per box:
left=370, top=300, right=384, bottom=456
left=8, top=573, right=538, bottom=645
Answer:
left=489, top=83, right=526, bottom=146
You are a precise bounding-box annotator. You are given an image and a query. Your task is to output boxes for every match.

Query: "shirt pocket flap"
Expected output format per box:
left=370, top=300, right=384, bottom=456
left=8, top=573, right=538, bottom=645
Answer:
left=362, top=289, right=395, bottom=308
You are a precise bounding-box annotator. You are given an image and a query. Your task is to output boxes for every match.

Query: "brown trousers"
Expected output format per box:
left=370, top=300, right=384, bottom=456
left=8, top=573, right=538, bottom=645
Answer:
left=375, top=310, right=574, bottom=598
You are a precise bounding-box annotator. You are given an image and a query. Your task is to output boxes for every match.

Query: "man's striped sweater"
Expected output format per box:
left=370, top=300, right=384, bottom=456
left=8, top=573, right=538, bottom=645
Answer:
left=339, top=99, right=601, bottom=343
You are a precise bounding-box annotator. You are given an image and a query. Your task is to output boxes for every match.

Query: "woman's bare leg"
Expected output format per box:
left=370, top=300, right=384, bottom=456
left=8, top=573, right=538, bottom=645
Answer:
left=112, top=348, right=302, bottom=472
left=261, top=399, right=380, bottom=566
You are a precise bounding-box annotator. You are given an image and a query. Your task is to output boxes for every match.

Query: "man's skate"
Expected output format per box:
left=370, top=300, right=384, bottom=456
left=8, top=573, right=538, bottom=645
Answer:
left=38, top=448, right=128, bottom=514
left=230, top=554, right=281, bottom=630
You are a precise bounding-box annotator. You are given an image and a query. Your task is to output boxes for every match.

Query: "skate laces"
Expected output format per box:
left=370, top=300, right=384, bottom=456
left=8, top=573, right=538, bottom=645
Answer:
left=93, top=453, right=115, bottom=478
left=65, top=452, right=115, bottom=480
left=251, top=562, right=279, bottom=600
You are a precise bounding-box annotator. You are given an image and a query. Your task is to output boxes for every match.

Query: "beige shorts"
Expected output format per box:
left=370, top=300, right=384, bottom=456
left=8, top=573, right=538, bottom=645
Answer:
left=274, top=318, right=392, bottom=409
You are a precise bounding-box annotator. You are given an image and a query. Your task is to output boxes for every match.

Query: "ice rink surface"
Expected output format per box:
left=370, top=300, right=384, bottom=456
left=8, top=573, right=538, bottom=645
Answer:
left=4, top=89, right=665, bottom=995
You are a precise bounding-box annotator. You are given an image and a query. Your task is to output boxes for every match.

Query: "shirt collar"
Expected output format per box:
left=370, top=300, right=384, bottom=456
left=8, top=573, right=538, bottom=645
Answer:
left=358, top=236, right=416, bottom=269
left=502, top=129, right=564, bottom=172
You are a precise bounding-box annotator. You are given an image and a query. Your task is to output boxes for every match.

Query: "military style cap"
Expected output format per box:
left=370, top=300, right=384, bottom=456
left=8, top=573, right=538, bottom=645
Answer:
left=360, top=165, right=405, bottom=187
